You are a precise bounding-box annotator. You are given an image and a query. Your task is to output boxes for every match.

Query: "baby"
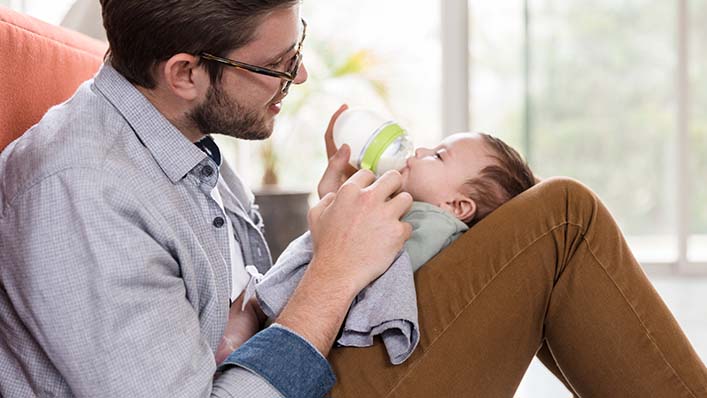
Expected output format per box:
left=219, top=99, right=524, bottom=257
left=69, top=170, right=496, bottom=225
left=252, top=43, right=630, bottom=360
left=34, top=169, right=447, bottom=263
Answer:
left=394, top=131, right=536, bottom=271
left=215, top=131, right=536, bottom=364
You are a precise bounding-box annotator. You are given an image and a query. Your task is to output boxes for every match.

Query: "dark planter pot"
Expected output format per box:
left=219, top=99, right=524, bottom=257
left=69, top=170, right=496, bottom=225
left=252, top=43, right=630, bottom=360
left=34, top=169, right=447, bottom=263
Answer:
left=254, top=188, right=311, bottom=262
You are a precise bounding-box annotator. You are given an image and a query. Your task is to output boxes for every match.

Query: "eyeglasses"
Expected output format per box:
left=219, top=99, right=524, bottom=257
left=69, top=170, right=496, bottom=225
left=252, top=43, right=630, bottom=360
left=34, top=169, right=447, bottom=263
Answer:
left=200, top=18, right=307, bottom=95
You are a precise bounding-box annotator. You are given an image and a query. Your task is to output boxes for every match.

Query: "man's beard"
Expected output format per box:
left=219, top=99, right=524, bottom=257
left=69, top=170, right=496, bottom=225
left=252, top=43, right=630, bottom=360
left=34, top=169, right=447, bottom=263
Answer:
left=188, top=83, right=274, bottom=140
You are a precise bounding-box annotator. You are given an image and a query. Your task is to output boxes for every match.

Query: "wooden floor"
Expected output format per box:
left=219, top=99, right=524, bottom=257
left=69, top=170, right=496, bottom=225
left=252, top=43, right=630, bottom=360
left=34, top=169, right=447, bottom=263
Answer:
left=515, top=276, right=707, bottom=397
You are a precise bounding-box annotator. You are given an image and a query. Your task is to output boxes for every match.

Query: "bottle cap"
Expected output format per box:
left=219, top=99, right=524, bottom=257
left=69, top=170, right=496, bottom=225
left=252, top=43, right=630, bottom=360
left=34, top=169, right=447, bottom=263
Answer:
left=360, top=122, right=406, bottom=173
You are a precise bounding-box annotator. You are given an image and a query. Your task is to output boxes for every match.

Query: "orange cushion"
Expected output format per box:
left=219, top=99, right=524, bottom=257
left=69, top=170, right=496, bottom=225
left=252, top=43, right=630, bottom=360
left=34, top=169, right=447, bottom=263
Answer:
left=0, top=6, right=106, bottom=151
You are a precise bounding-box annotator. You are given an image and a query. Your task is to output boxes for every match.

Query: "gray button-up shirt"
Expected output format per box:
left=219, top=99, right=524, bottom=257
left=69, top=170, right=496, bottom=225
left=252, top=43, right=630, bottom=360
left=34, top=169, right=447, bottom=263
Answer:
left=0, top=65, right=334, bottom=397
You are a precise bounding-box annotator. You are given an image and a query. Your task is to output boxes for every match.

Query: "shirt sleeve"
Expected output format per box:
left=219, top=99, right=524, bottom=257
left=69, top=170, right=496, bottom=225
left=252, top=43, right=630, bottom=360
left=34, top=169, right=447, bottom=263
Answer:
left=0, top=169, right=333, bottom=397
left=216, top=324, right=336, bottom=398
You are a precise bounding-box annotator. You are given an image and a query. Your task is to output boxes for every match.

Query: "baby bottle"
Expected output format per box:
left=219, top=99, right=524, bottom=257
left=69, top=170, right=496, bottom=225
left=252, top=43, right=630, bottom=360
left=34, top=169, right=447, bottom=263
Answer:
left=332, top=108, right=414, bottom=176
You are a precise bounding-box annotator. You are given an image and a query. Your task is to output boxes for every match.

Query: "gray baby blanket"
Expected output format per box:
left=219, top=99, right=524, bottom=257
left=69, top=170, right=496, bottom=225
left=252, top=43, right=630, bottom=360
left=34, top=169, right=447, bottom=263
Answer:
left=254, top=232, right=419, bottom=365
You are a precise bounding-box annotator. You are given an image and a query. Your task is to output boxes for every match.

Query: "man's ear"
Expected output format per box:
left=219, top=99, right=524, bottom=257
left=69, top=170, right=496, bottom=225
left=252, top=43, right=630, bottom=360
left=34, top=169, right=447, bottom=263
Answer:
left=160, top=53, right=208, bottom=101
left=441, top=194, right=477, bottom=223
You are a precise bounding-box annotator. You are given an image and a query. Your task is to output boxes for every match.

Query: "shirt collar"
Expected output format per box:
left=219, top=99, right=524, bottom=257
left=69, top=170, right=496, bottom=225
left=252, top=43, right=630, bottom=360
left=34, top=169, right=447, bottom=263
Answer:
left=93, top=64, right=208, bottom=183
left=195, top=135, right=222, bottom=167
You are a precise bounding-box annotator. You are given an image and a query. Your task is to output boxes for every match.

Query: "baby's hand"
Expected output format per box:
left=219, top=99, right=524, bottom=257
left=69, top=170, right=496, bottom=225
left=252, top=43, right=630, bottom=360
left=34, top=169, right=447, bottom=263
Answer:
left=214, top=294, right=266, bottom=365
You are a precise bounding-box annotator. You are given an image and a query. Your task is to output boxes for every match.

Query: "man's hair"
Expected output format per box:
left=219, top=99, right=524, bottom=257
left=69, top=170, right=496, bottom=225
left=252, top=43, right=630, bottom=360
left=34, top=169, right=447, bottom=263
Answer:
left=99, top=0, right=300, bottom=89
left=464, top=133, right=536, bottom=227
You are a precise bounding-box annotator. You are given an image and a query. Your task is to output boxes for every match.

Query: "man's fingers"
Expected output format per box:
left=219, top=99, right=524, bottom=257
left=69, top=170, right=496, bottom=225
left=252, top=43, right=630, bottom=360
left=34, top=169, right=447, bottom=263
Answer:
left=344, top=169, right=377, bottom=190
left=403, top=221, right=413, bottom=240
left=320, top=191, right=337, bottom=207
left=325, top=104, right=349, bottom=158
left=317, top=145, right=355, bottom=198
left=388, top=191, right=414, bottom=218
left=308, top=192, right=336, bottom=227
left=331, top=145, right=358, bottom=178
left=331, top=144, right=350, bottom=163
left=336, top=146, right=358, bottom=176
left=367, top=170, right=404, bottom=201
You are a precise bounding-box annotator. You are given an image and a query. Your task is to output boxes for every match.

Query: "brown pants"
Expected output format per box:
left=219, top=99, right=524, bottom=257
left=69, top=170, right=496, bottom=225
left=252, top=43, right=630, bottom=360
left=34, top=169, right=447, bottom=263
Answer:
left=329, top=177, right=707, bottom=397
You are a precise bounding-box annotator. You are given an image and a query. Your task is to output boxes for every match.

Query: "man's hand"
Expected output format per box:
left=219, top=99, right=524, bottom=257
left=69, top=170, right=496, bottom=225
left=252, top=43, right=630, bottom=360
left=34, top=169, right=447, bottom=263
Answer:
left=277, top=168, right=413, bottom=356
left=317, top=104, right=357, bottom=198
left=309, top=169, right=413, bottom=293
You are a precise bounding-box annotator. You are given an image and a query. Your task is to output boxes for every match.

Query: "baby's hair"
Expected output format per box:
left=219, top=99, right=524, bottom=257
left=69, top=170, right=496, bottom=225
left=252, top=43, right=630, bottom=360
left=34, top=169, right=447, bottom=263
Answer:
left=463, top=133, right=536, bottom=227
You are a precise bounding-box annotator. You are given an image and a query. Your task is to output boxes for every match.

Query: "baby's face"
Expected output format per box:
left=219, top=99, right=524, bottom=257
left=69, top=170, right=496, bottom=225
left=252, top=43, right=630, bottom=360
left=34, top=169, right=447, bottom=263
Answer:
left=398, top=132, right=496, bottom=208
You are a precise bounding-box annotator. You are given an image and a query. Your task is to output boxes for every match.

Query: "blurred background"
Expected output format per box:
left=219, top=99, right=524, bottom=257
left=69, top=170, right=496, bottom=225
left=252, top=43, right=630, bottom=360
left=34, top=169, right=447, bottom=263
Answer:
left=4, top=0, right=705, bottom=396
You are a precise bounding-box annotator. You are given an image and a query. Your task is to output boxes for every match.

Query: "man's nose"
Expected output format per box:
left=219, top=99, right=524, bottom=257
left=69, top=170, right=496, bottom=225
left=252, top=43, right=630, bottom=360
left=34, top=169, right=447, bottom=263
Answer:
left=294, top=62, right=308, bottom=85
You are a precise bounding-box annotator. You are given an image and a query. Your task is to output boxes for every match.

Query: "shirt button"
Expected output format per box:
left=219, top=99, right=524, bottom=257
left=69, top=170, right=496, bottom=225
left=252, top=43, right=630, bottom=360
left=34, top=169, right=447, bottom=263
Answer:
left=201, top=166, right=214, bottom=177
left=213, top=217, right=225, bottom=228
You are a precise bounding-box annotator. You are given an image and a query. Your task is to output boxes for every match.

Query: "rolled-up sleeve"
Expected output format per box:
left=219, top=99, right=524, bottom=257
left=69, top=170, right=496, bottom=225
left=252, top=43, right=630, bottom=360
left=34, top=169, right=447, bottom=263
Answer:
left=217, top=324, right=336, bottom=398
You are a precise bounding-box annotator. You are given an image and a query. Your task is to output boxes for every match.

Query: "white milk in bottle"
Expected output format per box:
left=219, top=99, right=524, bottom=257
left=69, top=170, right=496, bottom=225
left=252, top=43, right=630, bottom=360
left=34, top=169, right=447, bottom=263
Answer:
left=332, top=108, right=414, bottom=176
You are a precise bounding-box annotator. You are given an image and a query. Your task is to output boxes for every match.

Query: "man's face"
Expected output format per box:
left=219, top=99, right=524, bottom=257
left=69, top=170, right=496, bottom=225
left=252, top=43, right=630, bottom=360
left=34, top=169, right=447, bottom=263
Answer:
left=399, top=132, right=496, bottom=207
left=189, top=5, right=308, bottom=140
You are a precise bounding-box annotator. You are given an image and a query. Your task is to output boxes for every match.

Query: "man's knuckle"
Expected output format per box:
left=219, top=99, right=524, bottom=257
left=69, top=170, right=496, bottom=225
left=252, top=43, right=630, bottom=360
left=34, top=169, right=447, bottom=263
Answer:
left=338, top=182, right=356, bottom=196
left=397, top=224, right=407, bottom=236
left=360, top=169, right=375, bottom=178
left=402, top=222, right=413, bottom=238
left=360, top=189, right=375, bottom=203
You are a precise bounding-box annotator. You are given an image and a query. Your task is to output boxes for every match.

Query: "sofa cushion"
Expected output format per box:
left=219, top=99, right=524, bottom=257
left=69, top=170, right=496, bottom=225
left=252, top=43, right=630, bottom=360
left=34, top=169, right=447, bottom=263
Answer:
left=0, top=6, right=106, bottom=151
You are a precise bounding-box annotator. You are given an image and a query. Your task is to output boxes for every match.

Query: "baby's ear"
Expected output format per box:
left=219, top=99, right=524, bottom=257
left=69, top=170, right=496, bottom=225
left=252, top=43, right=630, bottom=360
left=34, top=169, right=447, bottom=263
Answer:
left=442, top=194, right=476, bottom=223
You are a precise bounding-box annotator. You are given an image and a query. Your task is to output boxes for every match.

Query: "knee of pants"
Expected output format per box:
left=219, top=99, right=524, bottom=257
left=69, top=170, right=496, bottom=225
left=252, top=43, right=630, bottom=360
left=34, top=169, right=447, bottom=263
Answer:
left=532, top=176, right=601, bottom=228
left=534, top=176, right=592, bottom=197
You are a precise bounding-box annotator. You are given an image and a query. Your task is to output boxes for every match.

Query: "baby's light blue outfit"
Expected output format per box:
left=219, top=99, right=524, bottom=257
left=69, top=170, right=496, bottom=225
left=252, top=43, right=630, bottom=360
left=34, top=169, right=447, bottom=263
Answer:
left=253, top=201, right=469, bottom=364
left=403, top=201, right=469, bottom=271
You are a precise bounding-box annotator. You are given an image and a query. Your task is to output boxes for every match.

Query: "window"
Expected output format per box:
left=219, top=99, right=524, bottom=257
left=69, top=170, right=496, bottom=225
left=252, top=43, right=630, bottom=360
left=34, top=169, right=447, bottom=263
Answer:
left=470, top=0, right=705, bottom=271
left=469, top=0, right=525, bottom=150
left=6, top=0, right=702, bottom=270
left=688, top=0, right=707, bottom=263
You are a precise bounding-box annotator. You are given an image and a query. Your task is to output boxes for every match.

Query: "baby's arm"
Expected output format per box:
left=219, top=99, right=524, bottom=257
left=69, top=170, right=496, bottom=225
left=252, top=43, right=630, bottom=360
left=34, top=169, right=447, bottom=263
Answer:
left=214, top=293, right=267, bottom=365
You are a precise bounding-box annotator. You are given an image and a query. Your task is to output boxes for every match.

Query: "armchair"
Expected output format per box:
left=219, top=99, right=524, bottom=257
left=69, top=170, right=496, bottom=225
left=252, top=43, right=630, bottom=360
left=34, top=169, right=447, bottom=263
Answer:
left=0, top=6, right=105, bottom=151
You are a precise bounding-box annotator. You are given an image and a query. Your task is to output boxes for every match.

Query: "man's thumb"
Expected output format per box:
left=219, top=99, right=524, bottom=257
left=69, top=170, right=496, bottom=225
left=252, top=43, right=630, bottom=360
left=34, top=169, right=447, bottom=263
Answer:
left=335, top=144, right=351, bottom=162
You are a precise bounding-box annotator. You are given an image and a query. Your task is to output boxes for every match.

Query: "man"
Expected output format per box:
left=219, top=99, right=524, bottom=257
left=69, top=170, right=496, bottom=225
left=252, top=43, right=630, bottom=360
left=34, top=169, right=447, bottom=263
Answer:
left=0, top=1, right=411, bottom=396
left=3, top=1, right=707, bottom=397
